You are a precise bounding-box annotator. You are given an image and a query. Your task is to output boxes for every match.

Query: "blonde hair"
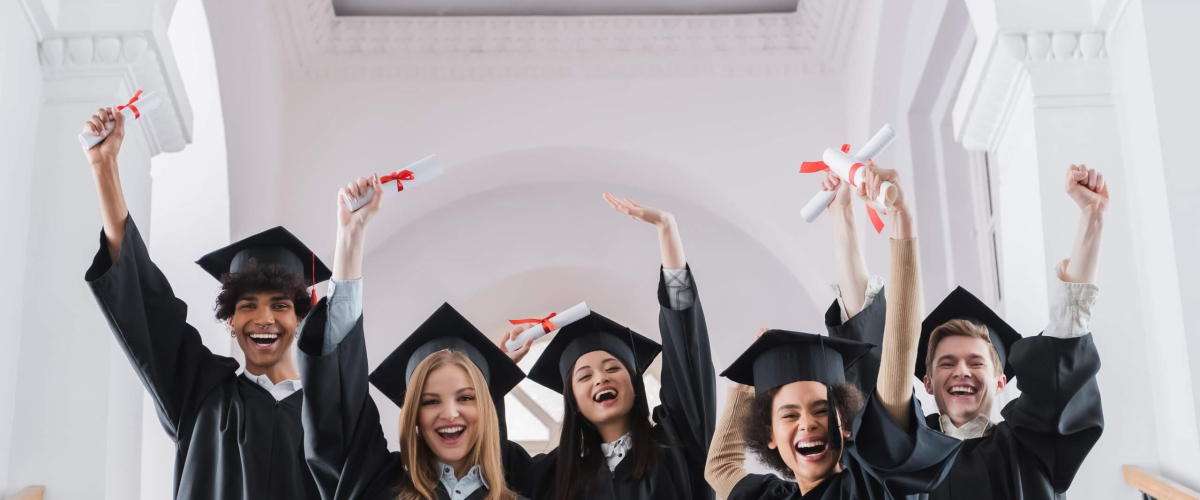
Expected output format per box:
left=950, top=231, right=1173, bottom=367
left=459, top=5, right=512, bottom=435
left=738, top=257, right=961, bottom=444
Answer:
left=396, top=350, right=516, bottom=500
left=925, top=319, right=1003, bottom=377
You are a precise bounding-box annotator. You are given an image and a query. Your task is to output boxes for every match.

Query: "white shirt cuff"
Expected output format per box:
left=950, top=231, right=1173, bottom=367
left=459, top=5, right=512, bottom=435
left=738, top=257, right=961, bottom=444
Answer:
left=1043, top=259, right=1100, bottom=339
left=662, top=268, right=694, bottom=310
left=831, top=274, right=884, bottom=323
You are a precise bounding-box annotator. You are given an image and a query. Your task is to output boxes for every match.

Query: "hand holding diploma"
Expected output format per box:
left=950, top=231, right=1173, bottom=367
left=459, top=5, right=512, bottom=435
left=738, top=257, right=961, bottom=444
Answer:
left=79, top=90, right=160, bottom=150
left=342, top=155, right=444, bottom=212
left=498, top=302, right=592, bottom=362
left=855, top=162, right=912, bottom=240
left=799, top=124, right=899, bottom=232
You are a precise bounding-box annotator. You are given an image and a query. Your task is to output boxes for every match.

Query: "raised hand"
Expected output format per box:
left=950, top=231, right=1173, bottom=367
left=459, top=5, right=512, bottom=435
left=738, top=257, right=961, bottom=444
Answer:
left=855, top=161, right=912, bottom=239
left=603, top=192, right=686, bottom=269
left=1065, top=164, right=1109, bottom=213
left=82, top=107, right=125, bottom=167
left=496, top=323, right=536, bottom=364
left=823, top=171, right=853, bottom=212
left=337, top=175, right=385, bottom=234
left=603, top=193, right=676, bottom=228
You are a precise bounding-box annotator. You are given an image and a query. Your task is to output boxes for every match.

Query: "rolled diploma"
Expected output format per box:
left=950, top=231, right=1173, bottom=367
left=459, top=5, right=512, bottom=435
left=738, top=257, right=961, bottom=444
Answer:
left=78, top=92, right=163, bottom=150
left=799, top=124, right=898, bottom=222
left=343, top=154, right=444, bottom=212
left=822, top=147, right=898, bottom=208
left=505, top=301, right=591, bottom=351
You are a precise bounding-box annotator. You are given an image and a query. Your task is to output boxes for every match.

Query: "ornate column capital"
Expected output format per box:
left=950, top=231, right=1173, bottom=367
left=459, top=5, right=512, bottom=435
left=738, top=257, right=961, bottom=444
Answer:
left=21, top=0, right=193, bottom=156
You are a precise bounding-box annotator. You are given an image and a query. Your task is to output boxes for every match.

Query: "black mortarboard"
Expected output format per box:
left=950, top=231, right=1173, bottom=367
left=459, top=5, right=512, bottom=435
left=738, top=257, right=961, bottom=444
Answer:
left=368, top=303, right=525, bottom=408
left=526, top=311, right=662, bottom=395
left=721, top=330, right=874, bottom=394
left=721, top=330, right=873, bottom=452
left=195, top=226, right=332, bottom=289
left=916, top=287, right=1022, bottom=380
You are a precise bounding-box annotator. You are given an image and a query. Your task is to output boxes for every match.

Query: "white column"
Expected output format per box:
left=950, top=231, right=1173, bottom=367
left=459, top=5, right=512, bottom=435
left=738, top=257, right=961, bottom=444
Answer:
left=3, top=0, right=193, bottom=497
left=954, top=0, right=1200, bottom=494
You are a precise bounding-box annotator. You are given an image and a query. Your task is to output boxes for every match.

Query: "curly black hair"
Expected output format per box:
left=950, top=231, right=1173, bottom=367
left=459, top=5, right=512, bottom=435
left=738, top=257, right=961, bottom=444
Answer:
left=743, top=382, right=865, bottom=478
left=214, top=262, right=313, bottom=321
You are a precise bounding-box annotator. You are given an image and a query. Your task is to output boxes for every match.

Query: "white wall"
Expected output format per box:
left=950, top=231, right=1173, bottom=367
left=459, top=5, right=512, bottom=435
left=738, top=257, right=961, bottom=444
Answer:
left=0, top=0, right=45, bottom=493
left=1108, top=0, right=1200, bottom=488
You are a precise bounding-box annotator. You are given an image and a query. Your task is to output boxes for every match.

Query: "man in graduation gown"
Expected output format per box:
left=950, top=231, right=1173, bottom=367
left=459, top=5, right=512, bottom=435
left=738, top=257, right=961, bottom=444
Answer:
left=824, top=164, right=1108, bottom=499
left=81, top=108, right=323, bottom=499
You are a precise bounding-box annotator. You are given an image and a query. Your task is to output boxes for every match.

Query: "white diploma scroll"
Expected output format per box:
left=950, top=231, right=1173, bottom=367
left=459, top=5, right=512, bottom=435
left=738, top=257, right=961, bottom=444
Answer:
left=78, top=91, right=163, bottom=150
left=505, top=301, right=591, bottom=351
left=343, top=155, right=444, bottom=212
left=799, top=124, right=898, bottom=223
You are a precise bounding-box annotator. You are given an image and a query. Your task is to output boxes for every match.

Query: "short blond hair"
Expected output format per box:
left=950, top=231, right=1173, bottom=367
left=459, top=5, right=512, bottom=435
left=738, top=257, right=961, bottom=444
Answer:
left=925, top=319, right=1002, bottom=376
left=396, top=350, right=516, bottom=500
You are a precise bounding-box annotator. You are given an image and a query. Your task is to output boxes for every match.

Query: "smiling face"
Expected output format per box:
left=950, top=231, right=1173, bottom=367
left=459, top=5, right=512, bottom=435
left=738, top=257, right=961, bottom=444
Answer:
left=570, top=350, right=636, bottom=428
left=924, top=334, right=1006, bottom=427
left=767, top=381, right=848, bottom=486
left=417, top=363, right=479, bottom=472
left=228, top=291, right=299, bottom=371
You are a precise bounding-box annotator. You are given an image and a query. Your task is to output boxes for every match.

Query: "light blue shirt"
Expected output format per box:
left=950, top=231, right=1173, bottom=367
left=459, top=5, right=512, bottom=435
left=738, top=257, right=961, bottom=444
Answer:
left=437, top=462, right=488, bottom=500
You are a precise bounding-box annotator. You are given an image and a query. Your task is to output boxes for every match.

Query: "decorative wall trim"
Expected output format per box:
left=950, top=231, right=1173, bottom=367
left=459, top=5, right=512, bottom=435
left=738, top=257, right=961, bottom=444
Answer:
left=272, top=0, right=855, bottom=81
left=954, top=31, right=1108, bottom=151
left=20, top=0, right=193, bottom=156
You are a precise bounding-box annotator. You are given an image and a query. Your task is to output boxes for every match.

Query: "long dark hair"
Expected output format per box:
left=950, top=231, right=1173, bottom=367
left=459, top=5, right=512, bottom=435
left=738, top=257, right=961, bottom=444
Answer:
left=553, top=355, right=658, bottom=500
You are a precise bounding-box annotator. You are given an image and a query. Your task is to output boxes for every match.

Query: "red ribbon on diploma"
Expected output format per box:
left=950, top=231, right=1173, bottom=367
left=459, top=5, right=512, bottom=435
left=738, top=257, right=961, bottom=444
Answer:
left=798, top=143, right=885, bottom=233
left=381, top=169, right=415, bottom=191
left=117, top=90, right=144, bottom=119
left=509, top=313, right=558, bottom=333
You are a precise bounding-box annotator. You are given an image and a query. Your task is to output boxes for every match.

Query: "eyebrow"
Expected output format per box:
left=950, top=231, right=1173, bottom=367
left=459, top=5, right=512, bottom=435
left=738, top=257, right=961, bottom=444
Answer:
left=420, top=387, right=475, bottom=399
left=937, top=353, right=986, bottom=364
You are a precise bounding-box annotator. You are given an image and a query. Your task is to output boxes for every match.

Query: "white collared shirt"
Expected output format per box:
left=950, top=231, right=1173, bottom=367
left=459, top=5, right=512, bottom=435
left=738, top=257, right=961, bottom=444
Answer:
left=243, top=371, right=301, bottom=401
left=939, top=413, right=994, bottom=440
left=600, top=432, right=633, bottom=472
left=438, top=462, right=488, bottom=500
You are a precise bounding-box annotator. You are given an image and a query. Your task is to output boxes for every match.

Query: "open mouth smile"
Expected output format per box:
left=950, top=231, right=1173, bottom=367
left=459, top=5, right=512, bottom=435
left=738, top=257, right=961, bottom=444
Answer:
left=947, top=384, right=978, bottom=399
left=794, top=439, right=829, bottom=463
left=435, top=425, right=466, bottom=445
left=592, top=388, right=618, bottom=407
left=248, top=332, right=280, bottom=349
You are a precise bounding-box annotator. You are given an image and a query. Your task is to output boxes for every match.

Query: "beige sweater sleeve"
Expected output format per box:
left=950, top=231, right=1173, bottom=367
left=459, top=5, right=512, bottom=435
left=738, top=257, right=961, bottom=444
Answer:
left=704, top=386, right=755, bottom=499
left=875, top=238, right=922, bottom=430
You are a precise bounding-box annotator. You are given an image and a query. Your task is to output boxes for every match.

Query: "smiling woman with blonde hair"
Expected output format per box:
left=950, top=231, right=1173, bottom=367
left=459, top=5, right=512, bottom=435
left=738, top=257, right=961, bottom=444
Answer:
left=295, top=175, right=525, bottom=500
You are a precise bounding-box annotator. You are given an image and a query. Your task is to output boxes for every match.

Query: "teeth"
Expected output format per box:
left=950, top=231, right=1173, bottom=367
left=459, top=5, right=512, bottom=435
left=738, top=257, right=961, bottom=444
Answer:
left=594, top=389, right=617, bottom=401
left=249, top=333, right=279, bottom=339
left=796, top=440, right=826, bottom=448
left=437, top=426, right=464, bottom=434
left=948, top=386, right=976, bottom=394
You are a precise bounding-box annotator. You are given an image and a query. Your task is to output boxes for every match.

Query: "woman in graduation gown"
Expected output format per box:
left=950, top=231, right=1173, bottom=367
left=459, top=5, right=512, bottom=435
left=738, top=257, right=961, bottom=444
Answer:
left=81, top=109, right=321, bottom=500
left=296, top=176, right=524, bottom=500
left=703, top=163, right=963, bottom=500
left=499, top=194, right=717, bottom=500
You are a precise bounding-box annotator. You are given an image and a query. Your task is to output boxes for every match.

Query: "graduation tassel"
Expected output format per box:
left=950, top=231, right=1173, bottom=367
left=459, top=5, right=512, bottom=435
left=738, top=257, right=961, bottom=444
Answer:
left=311, top=253, right=317, bottom=306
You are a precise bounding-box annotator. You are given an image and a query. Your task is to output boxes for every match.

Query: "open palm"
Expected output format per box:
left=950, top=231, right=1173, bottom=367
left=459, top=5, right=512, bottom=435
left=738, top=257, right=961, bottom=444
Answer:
left=603, top=192, right=672, bottom=227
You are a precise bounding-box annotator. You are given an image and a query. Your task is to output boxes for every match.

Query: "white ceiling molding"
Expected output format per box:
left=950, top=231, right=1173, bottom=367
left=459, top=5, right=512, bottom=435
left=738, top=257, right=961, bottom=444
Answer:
left=272, top=0, right=856, bottom=81
left=953, top=31, right=1108, bottom=151
left=21, top=0, right=194, bottom=156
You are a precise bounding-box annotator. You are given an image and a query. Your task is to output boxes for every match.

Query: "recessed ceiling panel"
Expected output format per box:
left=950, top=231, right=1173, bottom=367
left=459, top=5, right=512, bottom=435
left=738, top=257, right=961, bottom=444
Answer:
left=332, top=0, right=800, bottom=17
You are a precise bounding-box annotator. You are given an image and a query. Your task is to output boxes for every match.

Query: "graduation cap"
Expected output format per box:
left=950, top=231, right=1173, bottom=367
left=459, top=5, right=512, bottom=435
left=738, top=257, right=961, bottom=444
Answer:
left=721, top=330, right=873, bottom=452
left=916, top=287, right=1022, bottom=381
left=526, top=311, right=662, bottom=395
left=368, top=303, right=525, bottom=408
left=195, top=226, right=332, bottom=304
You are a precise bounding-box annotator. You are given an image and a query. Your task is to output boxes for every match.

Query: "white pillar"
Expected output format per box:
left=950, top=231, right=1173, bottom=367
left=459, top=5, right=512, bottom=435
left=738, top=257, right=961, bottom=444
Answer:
left=954, top=0, right=1200, bottom=494
left=3, top=0, right=193, bottom=497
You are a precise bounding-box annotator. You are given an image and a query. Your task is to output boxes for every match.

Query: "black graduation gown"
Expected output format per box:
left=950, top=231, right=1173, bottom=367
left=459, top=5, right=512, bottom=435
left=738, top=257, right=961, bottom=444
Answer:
left=85, top=217, right=319, bottom=500
left=507, top=267, right=718, bottom=500
left=824, top=288, right=888, bottom=397
left=824, top=293, right=1105, bottom=499
left=922, top=334, right=1104, bottom=500
left=728, top=393, right=962, bottom=500
left=297, top=298, right=521, bottom=500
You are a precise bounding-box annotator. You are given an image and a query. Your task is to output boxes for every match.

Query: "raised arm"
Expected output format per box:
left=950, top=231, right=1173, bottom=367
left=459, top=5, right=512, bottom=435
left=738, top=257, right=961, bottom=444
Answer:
left=297, top=175, right=397, bottom=499
left=81, top=109, right=236, bottom=443
left=604, top=194, right=716, bottom=451
left=825, top=171, right=872, bottom=317
left=1062, top=164, right=1107, bottom=285
left=704, top=385, right=755, bottom=498
left=859, top=163, right=921, bottom=430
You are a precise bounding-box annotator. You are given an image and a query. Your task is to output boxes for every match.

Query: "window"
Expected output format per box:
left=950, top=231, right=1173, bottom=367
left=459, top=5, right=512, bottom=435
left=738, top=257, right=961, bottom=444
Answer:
left=973, top=151, right=1003, bottom=306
